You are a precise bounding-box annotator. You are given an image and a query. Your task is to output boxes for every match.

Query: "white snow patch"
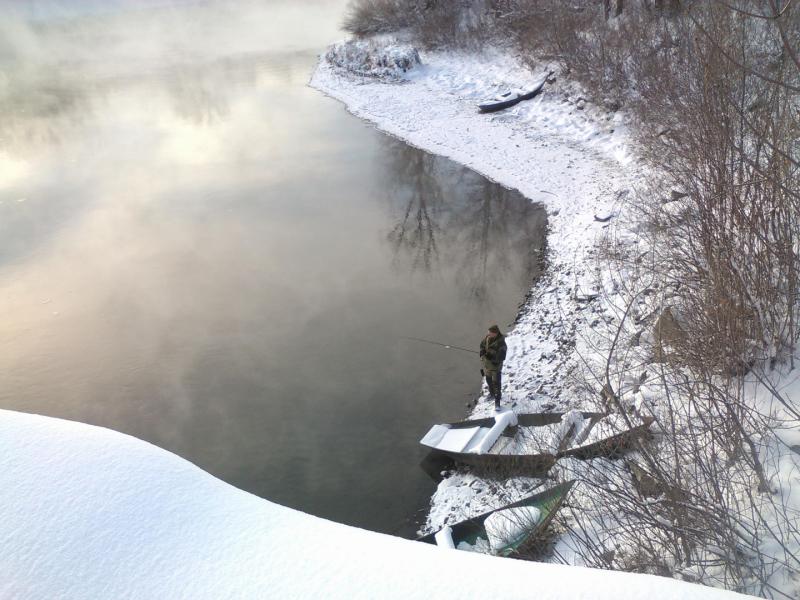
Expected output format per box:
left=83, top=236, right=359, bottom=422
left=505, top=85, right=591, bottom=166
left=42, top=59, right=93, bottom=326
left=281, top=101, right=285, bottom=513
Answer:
left=421, top=424, right=484, bottom=453
left=0, top=409, right=756, bottom=599
left=422, top=409, right=518, bottom=455
left=549, top=409, right=589, bottom=452
left=473, top=409, right=518, bottom=454
left=434, top=525, right=456, bottom=549
left=324, top=36, right=421, bottom=80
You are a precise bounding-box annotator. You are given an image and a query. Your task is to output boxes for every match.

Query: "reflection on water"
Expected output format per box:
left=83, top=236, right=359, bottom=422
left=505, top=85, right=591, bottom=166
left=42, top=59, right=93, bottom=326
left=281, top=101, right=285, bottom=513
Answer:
left=383, top=139, right=545, bottom=308
left=0, top=0, right=547, bottom=533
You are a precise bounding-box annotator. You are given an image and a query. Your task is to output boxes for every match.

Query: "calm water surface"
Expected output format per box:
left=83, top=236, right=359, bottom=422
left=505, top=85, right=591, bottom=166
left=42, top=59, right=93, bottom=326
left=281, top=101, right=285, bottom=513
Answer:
left=0, top=0, right=546, bottom=533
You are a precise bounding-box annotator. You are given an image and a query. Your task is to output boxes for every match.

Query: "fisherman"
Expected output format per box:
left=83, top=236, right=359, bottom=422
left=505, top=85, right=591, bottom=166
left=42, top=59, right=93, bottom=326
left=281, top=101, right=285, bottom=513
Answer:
left=480, top=324, right=507, bottom=410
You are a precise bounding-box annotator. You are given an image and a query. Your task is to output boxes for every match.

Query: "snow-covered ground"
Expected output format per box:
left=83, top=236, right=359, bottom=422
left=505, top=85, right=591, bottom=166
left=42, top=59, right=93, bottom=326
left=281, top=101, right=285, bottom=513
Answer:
left=311, top=40, right=637, bottom=533
left=0, top=408, right=758, bottom=599
left=312, top=38, right=800, bottom=598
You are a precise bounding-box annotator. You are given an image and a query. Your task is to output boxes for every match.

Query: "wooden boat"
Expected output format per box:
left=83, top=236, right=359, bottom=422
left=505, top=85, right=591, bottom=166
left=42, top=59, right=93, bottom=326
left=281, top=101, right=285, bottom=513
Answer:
left=419, top=409, right=653, bottom=477
left=417, top=480, right=575, bottom=556
left=478, top=77, right=547, bottom=113
left=559, top=414, right=656, bottom=459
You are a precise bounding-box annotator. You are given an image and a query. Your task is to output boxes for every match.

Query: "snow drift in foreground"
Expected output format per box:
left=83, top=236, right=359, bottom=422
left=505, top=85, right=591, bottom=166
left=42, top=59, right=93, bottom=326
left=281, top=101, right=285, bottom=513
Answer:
left=0, top=409, right=754, bottom=600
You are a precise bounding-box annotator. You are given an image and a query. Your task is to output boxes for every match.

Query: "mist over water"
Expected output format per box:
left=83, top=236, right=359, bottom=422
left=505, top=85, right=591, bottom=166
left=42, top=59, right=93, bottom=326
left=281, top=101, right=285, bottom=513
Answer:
left=0, top=1, right=546, bottom=533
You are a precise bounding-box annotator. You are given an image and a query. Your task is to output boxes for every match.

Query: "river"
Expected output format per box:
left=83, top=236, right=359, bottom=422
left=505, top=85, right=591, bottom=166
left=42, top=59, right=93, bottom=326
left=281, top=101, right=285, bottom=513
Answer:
left=0, top=0, right=546, bottom=534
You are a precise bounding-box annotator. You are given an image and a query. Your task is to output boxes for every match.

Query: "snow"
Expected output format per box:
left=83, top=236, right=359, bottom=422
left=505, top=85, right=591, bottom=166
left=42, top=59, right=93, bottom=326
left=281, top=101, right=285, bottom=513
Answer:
left=578, top=413, right=636, bottom=446
left=310, top=41, right=638, bottom=539
left=462, top=427, right=495, bottom=453
left=0, top=409, right=756, bottom=599
left=458, top=537, right=491, bottom=553
left=550, top=409, right=589, bottom=452
left=474, top=409, right=518, bottom=454
left=421, top=424, right=484, bottom=453
left=484, top=506, right=542, bottom=552
left=434, top=525, right=456, bottom=549
left=421, top=409, right=518, bottom=455
left=324, top=36, right=421, bottom=80
left=485, top=412, right=646, bottom=459
left=497, top=408, right=519, bottom=427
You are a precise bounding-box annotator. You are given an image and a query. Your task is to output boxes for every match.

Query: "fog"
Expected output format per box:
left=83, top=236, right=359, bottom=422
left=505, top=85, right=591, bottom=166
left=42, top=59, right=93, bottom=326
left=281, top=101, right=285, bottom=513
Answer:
left=0, top=1, right=348, bottom=64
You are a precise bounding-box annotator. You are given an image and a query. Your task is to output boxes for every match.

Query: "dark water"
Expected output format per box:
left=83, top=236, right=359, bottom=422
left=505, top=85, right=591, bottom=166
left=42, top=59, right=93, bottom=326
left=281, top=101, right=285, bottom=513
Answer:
left=0, top=1, right=546, bottom=533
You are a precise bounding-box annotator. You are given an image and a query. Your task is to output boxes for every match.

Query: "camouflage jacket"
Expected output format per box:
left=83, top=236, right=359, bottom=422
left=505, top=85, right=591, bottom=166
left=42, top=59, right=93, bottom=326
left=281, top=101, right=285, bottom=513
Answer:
left=479, top=333, right=507, bottom=372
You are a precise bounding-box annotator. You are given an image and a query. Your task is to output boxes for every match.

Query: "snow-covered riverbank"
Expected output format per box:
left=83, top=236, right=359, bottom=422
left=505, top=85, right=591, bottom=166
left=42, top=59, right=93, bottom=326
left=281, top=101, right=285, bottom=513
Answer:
left=0, top=408, right=758, bottom=599
left=311, top=43, right=638, bottom=532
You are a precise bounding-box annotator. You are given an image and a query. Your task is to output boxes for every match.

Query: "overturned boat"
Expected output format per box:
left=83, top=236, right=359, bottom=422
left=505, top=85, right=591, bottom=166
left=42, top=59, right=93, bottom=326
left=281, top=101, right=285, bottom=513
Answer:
left=419, top=408, right=654, bottom=477
left=417, top=480, right=575, bottom=556
left=477, top=77, right=547, bottom=113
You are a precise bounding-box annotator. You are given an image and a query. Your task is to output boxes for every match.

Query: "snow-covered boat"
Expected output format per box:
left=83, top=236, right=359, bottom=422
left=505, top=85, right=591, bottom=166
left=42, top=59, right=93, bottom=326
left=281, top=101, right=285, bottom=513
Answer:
left=477, top=78, right=547, bottom=113
left=417, top=480, right=575, bottom=556
left=419, top=409, right=653, bottom=476
left=560, top=413, right=656, bottom=459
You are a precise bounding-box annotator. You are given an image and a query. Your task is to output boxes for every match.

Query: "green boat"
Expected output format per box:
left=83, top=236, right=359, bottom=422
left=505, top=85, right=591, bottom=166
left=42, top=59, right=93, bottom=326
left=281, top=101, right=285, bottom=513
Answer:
left=416, top=480, right=575, bottom=557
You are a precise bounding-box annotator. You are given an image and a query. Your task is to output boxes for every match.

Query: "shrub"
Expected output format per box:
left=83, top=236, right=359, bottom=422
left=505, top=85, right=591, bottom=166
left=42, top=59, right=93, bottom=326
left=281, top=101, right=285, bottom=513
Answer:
left=342, top=0, right=419, bottom=36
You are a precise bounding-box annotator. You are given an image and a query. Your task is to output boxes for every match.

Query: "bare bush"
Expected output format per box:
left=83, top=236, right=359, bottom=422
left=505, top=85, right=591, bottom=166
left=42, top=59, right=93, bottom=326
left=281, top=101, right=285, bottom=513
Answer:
left=343, top=0, right=502, bottom=48
left=556, top=204, right=800, bottom=596
left=562, top=3, right=800, bottom=584
left=342, top=0, right=419, bottom=36
left=512, top=3, right=799, bottom=595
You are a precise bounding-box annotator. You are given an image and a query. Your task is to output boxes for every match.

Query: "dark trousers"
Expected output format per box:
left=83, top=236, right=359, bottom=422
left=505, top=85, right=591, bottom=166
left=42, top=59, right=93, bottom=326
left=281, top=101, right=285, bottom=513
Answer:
left=485, top=370, right=502, bottom=401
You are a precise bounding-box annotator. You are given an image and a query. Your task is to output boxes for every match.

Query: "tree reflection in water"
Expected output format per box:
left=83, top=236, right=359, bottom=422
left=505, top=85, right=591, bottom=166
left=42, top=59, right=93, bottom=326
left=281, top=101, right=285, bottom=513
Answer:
left=380, top=137, right=547, bottom=310
left=385, top=140, right=444, bottom=272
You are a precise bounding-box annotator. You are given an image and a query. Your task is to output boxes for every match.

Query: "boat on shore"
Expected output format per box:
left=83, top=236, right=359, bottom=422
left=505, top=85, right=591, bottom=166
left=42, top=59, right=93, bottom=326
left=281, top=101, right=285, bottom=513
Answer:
left=419, top=409, right=654, bottom=477
left=417, top=480, right=575, bottom=556
left=559, top=413, right=656, bottom=459
left=477, top=77, right=548, bottom=113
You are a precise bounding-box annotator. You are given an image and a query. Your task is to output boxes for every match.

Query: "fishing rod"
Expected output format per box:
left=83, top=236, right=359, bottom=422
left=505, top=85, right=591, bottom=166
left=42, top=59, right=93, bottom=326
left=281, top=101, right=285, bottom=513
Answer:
left=401, top=336, right=478, bottom=355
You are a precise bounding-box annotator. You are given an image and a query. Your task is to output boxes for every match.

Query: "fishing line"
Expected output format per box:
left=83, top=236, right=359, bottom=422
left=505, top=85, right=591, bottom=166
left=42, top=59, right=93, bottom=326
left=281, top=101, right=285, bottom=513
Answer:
left=400, top=336, right=478, bottom=355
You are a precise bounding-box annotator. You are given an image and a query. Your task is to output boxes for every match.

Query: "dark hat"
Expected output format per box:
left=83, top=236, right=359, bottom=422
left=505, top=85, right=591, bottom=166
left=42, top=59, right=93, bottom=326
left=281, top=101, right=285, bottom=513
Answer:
left=488, top=324, right=500, bottom=333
